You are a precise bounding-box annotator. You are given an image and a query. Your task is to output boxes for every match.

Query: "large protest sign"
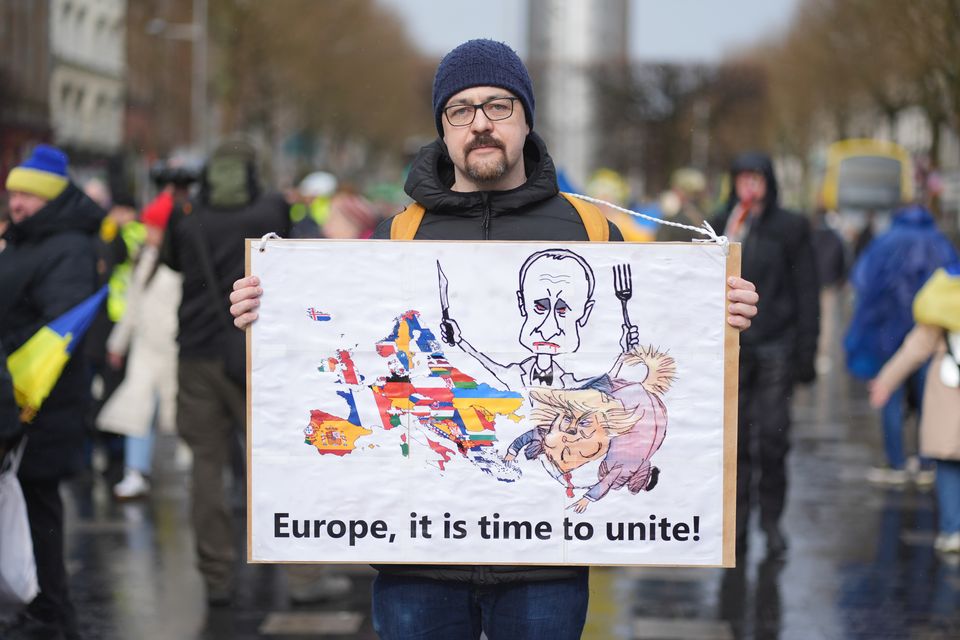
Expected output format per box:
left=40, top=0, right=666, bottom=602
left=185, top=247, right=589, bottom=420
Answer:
left=247, top=239, right=739, bottom=567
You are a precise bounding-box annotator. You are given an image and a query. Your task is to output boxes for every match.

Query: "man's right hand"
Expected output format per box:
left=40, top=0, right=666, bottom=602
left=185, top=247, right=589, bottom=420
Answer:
left=230, top=276, right=263, bottom=329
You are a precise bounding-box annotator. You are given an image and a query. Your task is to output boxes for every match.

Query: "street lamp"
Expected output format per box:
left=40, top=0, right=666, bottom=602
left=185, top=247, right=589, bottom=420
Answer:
left=146, top=0, right=208, bottom=154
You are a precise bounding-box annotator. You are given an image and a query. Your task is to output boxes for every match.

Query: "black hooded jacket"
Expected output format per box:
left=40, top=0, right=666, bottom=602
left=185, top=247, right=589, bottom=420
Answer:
left=162, top=172, right=290, bottom=359
left=0, top=183, right=104, bottom=478
left=372, top=132, right=622, bottom=242
left=1, top=340, right=22, bottom=445
left=713, top=152, right=819, bottom=380
left=371, top=134, right=620, bottom=585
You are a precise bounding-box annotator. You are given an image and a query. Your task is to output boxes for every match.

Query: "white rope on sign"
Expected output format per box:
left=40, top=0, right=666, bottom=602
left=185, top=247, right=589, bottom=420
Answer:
left=258, top=196, right=731, bottom=255
left=258, top=232, right=281, bottom=252
left=564, top=192, right=730, bottom=256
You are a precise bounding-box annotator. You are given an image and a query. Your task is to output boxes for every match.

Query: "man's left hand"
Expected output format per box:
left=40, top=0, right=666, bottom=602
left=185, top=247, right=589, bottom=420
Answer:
left=726, top=276, right=758, bottom=331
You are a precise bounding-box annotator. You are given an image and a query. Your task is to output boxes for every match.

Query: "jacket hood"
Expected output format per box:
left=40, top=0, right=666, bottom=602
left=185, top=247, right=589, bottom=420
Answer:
left=404, top=131, right=559, bottom=215
left=725, top=151, right=780, bottom=215
left=8, top=182, right=105, bottom=242
left=199, top=138, right=261, bottom=209
left=891, top=204, right=937, bottom=229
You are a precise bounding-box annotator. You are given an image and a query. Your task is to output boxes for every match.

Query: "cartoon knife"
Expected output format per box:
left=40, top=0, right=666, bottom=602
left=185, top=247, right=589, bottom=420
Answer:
left=437, top=261, right=455, bottom=345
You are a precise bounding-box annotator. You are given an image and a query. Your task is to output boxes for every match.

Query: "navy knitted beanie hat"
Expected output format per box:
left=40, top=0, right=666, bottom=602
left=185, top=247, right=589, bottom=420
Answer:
left=432, top=39, right=534, bottom=136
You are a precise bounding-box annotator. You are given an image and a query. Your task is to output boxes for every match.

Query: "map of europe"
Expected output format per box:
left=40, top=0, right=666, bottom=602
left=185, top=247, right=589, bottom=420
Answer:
left=303, top=311, right=525, bottom=477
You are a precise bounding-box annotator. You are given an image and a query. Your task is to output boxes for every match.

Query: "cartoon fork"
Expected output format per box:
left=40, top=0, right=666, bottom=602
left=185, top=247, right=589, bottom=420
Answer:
left=613, top=263, right=633, bottom=326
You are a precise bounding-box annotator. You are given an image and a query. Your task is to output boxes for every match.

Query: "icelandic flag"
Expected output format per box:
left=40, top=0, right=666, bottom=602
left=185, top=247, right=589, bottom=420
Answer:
left=307, top=308, right=332, bottom=321
left=7, top=286, right=108, bottom=422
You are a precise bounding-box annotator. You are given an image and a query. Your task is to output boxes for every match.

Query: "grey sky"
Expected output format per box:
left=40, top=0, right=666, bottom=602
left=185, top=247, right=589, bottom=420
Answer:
left=378, top=0, right=799, bottom=62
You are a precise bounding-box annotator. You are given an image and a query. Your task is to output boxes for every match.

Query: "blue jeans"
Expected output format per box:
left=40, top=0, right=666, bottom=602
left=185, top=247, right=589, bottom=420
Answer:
left=371, top=572, right=589, bottom=640
left=879, top=367, right=927, bottom=470
left=125, top=431, right=155, bottom=474
left=936, top=460, right=960, bottom=534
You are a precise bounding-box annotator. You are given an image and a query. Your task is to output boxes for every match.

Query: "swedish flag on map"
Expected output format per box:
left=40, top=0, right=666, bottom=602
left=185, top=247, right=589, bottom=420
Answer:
left=7, top=286, right=108, bottom=422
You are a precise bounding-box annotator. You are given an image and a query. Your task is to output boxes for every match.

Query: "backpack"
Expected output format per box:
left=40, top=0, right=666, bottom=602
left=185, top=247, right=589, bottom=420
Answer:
left=389, top=192, right=610, bottom=241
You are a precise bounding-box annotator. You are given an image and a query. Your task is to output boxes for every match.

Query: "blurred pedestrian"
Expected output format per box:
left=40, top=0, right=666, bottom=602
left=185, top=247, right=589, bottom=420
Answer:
left=161, top=137, right=290, bottom=606
left=853, top=209, right=877, bottom=261
left=97, top=191, right=182, bottom=500
left=324, top=187, right=378, bottom=239
left=714, top=151, right=820, bottom=558
left=812, top=206, right=847, bottom=372
left=0, top=144, right=104, bottom=639
left=845, top=204, right=958, bottom=486
left=290, top=171, right=336, bottom=238
left=83, top=184, right=144, bottom=485
left=657, top=167, right=707, bottom=242
left=870, top=262, right=960, bottom=553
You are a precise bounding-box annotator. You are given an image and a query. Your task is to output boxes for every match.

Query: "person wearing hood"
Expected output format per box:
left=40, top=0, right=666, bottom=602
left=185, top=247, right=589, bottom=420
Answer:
left=845, top=204, right=958, bottom=486
left=231, top=39, right=760, bottom=639
left=160, top=137, right=290, bottom=606
left=713, top=152, right=819, bottom=559
left=0, top=144, right=104, bottom=639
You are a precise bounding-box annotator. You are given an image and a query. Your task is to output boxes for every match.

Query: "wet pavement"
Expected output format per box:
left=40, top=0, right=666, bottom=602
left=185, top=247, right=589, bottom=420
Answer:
left=34, top=309, right=960, bottom=639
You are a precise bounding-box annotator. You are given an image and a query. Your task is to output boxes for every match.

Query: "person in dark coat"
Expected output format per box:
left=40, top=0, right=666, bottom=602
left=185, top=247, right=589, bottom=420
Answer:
left=0, top=144, right=104, bottom=640
left=161, top=137, right=291, bottom=606
left=230, top=40, right=761, bottom=639
left=714, top=151, right=820, bottom=559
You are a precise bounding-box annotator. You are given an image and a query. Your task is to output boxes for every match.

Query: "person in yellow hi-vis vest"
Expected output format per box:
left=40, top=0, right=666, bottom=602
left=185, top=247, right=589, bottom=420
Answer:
left=290, top=171, right=336, bottom=238
left=229, top=39, right=760, bottom=640
left=84, top=185, right=145, bottom=485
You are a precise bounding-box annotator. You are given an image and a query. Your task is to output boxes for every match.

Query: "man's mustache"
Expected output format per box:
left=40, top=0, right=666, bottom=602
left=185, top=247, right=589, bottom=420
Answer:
left=465, top=135, right=504, bottom=153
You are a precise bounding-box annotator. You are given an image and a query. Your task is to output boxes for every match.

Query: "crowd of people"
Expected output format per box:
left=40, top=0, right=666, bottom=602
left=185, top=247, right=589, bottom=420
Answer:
left=0, top=139, right=382, bottom=638
left=0, top=36, right=957, bottom=640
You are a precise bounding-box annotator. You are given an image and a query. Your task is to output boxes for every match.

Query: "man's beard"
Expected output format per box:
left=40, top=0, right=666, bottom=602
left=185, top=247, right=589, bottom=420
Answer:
left=464, top=134, right=508, bottom=184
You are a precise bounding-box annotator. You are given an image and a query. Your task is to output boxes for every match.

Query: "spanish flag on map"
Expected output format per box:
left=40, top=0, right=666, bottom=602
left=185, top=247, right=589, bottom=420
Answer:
left=7, top=286, right=108, bottom=422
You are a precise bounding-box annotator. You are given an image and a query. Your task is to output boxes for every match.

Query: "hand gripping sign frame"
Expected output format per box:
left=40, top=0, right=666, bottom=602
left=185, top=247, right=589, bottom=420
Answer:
left=246, top=239, right=740, bottom=568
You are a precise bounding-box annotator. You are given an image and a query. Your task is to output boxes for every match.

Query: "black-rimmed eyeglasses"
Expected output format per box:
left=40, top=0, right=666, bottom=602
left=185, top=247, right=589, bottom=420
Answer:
left=443, top=97, right=519, bottom=127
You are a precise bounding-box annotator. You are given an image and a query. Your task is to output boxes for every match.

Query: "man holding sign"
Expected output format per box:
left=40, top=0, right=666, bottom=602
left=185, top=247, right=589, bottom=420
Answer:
left=233, top=39, right=758, bottom=640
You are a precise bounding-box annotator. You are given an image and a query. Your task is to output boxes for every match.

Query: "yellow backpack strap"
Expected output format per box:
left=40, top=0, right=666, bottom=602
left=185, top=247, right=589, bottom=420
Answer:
left=390, top=203, right=427, bottom=240
left=560, top=192, right=609, bottom=242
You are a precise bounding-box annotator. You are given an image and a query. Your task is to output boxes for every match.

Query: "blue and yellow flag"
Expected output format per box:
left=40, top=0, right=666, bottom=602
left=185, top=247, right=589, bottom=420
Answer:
left=7, top=286, right=108, bottom=422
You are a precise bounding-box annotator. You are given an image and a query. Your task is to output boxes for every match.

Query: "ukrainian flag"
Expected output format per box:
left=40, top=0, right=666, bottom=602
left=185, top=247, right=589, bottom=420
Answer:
left=7, top=286, right=108, bottom=422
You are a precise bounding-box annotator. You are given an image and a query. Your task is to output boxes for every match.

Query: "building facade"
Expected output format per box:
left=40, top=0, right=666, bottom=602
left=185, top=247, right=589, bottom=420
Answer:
left=0, top=1, right=53, bottom=188
left=50, top=0, right=126, bottom=155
